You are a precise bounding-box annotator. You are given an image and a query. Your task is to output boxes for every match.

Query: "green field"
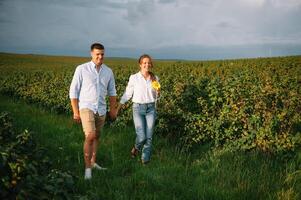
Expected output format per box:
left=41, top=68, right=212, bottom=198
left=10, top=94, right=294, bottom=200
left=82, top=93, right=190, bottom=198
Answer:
left=1, top=53, right=301, bottom=199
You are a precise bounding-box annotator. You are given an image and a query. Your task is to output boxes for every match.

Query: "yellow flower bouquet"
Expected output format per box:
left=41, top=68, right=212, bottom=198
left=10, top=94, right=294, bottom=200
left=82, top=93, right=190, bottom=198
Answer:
left=151, top=80, right=161, bottom=108
left=151, top=80, right=161, bottom=91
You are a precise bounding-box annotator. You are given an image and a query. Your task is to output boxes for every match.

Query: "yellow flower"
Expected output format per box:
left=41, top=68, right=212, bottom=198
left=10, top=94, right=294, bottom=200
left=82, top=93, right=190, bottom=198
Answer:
left=152, top=81, right=161, bottom=91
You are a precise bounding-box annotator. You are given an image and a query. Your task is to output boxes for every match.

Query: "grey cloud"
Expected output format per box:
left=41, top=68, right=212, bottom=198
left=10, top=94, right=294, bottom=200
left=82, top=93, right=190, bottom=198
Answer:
left=0, top=0, right=301, bottom=60
left=180, top=0, right=215, bottom=6
left=70, top=0, right=127, bottom=10
left=26, top=0, right=127, bottom=9
left=158, top=0, right=177, bottom=4
left=124, top=0, right=155, bottom=25
left=240, top=1, right=301, bottom=44
left=215, top=21, right=237, bottom=29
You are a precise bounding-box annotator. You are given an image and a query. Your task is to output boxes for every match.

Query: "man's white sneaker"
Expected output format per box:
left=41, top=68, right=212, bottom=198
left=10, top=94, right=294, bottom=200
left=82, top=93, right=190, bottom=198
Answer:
left=84, top=168, right=92, bottom=180
left=93, top=163, right=107, bottom=170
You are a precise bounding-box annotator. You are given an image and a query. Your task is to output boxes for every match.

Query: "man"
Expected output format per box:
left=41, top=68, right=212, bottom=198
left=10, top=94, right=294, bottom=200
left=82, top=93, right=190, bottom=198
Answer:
left=69, top=43, right=117, bottom=180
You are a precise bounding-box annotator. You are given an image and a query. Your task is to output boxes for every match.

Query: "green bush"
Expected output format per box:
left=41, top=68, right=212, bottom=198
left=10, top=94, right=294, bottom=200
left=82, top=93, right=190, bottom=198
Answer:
left=0, top=112, right=76, bottom=199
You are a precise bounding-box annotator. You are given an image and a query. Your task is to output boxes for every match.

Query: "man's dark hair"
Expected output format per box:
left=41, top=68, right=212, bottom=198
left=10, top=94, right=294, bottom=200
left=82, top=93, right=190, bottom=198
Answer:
left=91, top=43, right=105, bottom=51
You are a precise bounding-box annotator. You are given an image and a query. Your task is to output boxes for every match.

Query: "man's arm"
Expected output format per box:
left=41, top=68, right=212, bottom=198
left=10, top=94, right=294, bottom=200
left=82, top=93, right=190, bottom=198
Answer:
left=109, top=96, right=117, bottom=120
left=69, top=66, right=82, bottom=123
left=71, top=98, right=81, bottom=123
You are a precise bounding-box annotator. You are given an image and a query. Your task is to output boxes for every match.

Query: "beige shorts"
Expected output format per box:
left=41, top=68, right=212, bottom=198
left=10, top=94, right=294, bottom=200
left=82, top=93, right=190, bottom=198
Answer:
left=80, top=108, right=106, bottom=135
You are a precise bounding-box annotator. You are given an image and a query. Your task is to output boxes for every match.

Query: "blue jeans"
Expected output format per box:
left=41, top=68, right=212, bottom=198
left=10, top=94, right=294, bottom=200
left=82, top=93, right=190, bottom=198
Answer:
left=132, top=102, right=156, bottom=162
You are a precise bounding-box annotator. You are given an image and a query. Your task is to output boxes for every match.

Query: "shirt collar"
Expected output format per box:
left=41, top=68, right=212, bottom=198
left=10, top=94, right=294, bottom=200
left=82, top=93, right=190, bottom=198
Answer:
left=90, top=61, right=103, bottom=71
left=138, top=71, right=152, bottom=81
left=138, top=71, right=144, bottom=78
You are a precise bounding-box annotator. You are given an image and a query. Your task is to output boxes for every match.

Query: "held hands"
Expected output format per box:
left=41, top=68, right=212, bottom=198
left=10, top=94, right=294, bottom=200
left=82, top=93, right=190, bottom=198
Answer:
left=108, top=103, right=124, bottom=121
left=116, top=103, right=123, bottom=114
left=109, top=108, right=118, bottom=120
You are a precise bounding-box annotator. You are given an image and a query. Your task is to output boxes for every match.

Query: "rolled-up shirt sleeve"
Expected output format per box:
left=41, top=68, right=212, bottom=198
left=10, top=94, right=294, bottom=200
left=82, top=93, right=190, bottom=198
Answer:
left=107, top=71, right=117, bottom=96
left=120, top=75, right=134, bottom=104
left=69, top=67, right=82, bottom=99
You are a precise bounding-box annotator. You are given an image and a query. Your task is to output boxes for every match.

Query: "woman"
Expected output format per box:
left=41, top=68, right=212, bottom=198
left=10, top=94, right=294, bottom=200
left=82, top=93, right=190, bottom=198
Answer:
left=117, top=54, right=160, bottom=164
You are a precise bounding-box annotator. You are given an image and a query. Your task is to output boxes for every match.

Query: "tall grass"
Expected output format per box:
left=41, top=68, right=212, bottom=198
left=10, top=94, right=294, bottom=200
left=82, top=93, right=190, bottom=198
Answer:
left=1, top=95, right=300, bottom=199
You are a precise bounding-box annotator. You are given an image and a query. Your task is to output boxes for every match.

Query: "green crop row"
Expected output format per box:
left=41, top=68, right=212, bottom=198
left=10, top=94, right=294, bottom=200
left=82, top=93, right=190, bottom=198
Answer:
left=0, top=53, right=300, bottom=154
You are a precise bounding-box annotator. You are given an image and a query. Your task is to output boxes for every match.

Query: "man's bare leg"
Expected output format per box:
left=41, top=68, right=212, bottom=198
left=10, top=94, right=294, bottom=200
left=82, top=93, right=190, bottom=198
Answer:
left=84, top=132, right=95, bottom=179
left=91, top=129, right=107, bottom=170
left=90, top=130, right=99, bottom=165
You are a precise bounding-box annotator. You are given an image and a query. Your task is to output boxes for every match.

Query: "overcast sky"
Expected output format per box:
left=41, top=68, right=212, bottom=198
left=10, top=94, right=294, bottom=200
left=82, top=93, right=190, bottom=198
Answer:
left=1, top=0, right=301, bottom=60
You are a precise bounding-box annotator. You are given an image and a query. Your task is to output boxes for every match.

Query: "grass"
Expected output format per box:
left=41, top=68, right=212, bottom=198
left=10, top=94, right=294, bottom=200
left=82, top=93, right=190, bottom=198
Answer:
left=1, top=94, right=300, bottom=200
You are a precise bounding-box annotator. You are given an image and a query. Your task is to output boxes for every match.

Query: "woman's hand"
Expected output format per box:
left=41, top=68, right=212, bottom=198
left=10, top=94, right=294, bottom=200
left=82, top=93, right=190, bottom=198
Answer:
left=156, top=89, right=161, bottom=98
left=116, top=103, right=124, bottom=115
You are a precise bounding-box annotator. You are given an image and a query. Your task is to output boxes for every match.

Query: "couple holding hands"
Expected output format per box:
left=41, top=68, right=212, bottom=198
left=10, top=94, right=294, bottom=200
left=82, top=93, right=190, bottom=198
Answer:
left=69, top=43, right=160, bottom=180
